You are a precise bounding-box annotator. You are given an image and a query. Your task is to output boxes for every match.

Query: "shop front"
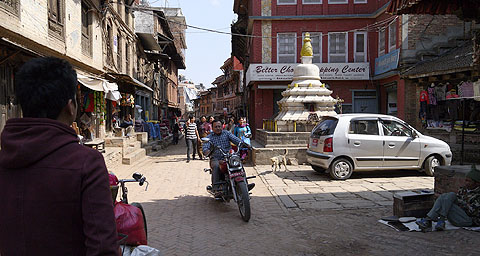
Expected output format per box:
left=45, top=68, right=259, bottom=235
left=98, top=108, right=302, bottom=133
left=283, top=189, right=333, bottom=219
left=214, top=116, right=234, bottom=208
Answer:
left=401, top=42, right=480, bottom=163
left=0, top=38, right=39, bottom=136
left=77, top=74, right=121, bottom=141
left=246, top=62, right=372, bottom=133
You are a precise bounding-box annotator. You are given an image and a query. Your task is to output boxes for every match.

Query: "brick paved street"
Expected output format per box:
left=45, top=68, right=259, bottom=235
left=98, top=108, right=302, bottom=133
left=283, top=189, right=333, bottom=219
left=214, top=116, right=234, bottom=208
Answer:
left=108, top=139, right=480, bottom=256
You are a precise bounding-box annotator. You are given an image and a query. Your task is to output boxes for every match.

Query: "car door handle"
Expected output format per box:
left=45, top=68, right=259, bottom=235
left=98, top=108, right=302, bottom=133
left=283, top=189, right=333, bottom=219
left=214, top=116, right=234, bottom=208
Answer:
left=388, top=142, right=395, bottom=147
left=353, top=141, right=361, bottom=146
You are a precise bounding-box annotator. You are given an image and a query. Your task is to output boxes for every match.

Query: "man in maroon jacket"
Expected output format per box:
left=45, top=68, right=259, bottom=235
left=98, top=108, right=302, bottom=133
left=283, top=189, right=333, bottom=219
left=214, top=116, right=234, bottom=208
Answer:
left=0, top=57, right=119, bottom=255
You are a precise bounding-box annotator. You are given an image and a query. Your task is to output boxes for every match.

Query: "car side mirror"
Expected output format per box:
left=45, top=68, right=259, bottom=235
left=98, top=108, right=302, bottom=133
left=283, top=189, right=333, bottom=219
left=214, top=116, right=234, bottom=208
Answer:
left=411, top=131, right=418, bottom=138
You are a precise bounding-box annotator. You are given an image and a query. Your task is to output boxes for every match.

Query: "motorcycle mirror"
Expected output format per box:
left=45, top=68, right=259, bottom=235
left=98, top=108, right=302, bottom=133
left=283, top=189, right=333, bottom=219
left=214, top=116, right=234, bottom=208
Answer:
left=132, top=172, right=142, bottom=181
left=244, top=133, right=252, bottom=139
left=201, top=137, right=210, bottom=142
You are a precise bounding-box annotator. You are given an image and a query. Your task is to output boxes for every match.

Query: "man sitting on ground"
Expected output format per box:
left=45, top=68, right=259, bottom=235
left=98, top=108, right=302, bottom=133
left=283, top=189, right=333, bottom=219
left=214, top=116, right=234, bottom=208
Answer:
left=416, top=165, right=480, bottom=231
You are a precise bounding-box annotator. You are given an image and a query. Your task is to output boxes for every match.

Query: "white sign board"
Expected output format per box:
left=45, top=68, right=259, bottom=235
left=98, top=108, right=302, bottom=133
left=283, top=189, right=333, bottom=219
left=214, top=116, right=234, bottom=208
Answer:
left=247, top=63, right=370, bottom=84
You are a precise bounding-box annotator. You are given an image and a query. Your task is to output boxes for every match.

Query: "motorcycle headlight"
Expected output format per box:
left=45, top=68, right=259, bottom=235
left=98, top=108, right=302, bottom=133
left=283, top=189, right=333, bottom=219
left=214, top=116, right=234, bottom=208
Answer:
left=229, top=155, right=242, bottom=167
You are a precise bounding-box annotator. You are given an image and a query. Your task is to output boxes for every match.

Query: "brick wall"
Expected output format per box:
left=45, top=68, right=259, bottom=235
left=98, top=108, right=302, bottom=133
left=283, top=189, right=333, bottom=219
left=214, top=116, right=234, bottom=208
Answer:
left=407, top=14, right=465, bottom=50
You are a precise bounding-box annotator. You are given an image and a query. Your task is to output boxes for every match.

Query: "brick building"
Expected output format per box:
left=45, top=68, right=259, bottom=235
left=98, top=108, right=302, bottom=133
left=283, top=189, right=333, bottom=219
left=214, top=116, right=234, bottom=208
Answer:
left=232, top=0, right=478, bottom=138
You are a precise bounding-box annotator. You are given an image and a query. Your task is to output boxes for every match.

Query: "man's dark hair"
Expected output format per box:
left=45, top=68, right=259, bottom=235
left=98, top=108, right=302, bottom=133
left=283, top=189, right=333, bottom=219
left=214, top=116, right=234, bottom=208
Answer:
left=212, top=119, right=222, bottom=126
left=188, top=114, right=194, bottom=120
left=15, top=57, right=77, bottom=119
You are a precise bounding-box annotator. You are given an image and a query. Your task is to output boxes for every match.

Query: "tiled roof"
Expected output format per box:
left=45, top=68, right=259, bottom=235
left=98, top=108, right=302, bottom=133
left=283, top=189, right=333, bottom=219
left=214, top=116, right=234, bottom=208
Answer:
left=403, top=41, right=474, bottom=78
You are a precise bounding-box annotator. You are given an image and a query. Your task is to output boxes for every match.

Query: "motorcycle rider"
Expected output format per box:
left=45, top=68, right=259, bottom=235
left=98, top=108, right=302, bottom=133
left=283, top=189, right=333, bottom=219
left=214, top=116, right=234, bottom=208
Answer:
left=203, top=120, right=251, bottom=193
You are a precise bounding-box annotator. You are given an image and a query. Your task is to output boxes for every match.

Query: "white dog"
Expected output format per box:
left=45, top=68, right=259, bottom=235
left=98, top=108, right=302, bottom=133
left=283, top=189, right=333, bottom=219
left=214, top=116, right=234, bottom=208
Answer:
left=270, top=149, right=288, bottom=172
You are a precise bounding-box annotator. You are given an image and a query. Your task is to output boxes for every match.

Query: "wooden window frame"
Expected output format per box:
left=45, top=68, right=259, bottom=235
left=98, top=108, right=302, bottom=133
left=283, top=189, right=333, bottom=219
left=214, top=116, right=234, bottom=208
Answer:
left=48, top=0, right=65, bottom=40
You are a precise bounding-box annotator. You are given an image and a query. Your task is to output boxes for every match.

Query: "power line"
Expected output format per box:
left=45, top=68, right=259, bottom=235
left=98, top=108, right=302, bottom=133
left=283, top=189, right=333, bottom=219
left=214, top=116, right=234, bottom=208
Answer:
left=132, top=5, right=398, bottom=39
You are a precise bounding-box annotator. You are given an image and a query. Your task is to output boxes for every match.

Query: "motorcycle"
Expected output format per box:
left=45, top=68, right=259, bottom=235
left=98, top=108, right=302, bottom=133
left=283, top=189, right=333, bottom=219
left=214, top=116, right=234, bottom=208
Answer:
left=202, top=138, right=256, bottom=222
left=109, top=172, right=149, bottom=252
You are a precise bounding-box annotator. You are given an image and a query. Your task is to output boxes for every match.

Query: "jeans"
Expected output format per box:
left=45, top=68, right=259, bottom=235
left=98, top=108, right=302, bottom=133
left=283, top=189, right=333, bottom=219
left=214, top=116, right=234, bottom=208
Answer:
left=427, top=192, right=473, bottom=227
left=210, top=159, right=222, bottom=187
left=186, top=139, right=197, bottom=160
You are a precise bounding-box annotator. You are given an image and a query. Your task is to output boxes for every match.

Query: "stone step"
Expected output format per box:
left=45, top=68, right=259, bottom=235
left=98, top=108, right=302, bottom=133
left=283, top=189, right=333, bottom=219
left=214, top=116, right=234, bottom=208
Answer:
left=252, top=146, right=307, bottom=166
left=122, top=148, right=146, bottom=165
left=102, top=147, right=123, bottom=167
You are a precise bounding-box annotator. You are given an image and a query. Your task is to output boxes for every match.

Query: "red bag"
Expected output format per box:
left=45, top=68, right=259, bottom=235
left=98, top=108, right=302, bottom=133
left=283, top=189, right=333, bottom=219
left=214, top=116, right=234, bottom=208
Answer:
left=114, top=202, right=147, bottom=245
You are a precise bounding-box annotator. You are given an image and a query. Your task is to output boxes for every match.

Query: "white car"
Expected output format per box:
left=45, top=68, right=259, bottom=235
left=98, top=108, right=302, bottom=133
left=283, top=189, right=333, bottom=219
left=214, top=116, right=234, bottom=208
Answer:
left=306, top=114, right=452, bottom=180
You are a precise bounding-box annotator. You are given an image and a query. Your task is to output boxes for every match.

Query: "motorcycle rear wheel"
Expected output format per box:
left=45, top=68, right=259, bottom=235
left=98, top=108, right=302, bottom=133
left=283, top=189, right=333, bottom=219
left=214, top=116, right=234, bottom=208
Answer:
left=236, top=181, right=251, bottom=222
left=131, top=202, right=148, bottom=241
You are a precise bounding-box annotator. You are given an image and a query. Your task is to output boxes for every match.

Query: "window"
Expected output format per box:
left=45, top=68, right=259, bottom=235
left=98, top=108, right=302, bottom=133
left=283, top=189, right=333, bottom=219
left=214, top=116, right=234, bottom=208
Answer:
left=303, top=32, right=322, bottom=63
left=278, top=0, right=296, bottom=4
left=388, top=22, right=397, bottom=52
left=117, top=33, right=122, bottom=71
left=354, top=0, right=367, bottom=3
left=381, top=120, right=412, bottom=137
left=378, top=29, right=385, bottom=56
left=277, top=33, right=296, bottom=63
left=48, top=0, right=64, bottom=39
left=117, top=0, right=122, bottom=19
left=354, top=32, right=367, bottom=63
left=0, top=0, right=19, bottom=15
left=312, top=118, right=338, bottom=137
left=106, top=24, right=113, bottom=66
left=328, top=32, right=347, bottom=63
left=81, top=1, right=92, bottom=56
left=125, top=43, right=130, bottom=75
left=125, top=5, right=129, bottom=27
left=349, top=120, right=379, bottom=135
left=328, top=0, right=347, bottom=3
left=303, top=0, right=321, bottom=3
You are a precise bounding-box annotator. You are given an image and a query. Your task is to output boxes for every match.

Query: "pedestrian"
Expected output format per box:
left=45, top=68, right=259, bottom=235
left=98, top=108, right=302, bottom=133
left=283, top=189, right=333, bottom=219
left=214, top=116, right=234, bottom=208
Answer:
left=201, top=116, right=212, bottom=136
left=416, top=165, right=480, bottom=231
left=0, top=57, right=119, bottom=255
left=234, top=117, right=252, bottom=160
left=172, top=121, right=180, bottom=145
left=185, top=114, right=201, bottom=163
left=226, top=117, right=235, bottom=133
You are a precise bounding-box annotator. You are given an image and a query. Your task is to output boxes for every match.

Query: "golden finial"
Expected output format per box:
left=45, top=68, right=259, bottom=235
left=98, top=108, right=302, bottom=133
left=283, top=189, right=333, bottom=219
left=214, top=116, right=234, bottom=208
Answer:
left=294, top=83, right=298, bottom=87
left=301, top=32, right=313, bottom=57
left=308, top=83, right=312, bottom=87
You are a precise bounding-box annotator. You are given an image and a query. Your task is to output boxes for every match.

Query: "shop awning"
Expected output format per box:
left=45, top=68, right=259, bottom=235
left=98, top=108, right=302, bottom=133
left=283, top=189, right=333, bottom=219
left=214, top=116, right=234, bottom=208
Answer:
left=78, top=74, right=105, bottom=91
left=77, top=74, right=122, bottom=101
left=106, top=73, right=153, bottom=92
left=136, top=33, right=162, bottom=51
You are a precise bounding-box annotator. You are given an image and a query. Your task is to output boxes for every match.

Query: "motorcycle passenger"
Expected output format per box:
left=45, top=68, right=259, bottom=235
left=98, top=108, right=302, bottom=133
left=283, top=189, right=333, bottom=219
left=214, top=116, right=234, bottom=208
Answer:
left=203, top=120, right=246, bottom=192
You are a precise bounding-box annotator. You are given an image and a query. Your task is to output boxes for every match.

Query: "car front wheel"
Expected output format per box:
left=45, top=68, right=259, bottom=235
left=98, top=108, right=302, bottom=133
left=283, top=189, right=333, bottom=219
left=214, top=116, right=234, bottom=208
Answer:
left=329, top=158, right=353, bottom=180
left=424, top=155, right=441, bottom=176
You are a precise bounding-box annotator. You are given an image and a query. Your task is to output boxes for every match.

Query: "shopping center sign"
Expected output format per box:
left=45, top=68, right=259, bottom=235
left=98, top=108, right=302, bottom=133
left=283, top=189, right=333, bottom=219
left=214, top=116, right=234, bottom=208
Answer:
left=246, top=63, right=370, bottom=83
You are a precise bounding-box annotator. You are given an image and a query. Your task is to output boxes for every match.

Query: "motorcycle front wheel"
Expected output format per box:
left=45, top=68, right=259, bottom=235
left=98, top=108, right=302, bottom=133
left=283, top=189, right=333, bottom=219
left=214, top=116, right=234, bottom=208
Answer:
left=236, top=181, right=251, bottom=222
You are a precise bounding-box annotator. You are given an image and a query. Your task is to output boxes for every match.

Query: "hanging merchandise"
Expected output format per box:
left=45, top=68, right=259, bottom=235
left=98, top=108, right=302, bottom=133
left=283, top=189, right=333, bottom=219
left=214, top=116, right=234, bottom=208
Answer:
left=435, top=83, right=447, bottom=101
left=474, top=80, right=480, bottom=101
left=458, top=81, right=474, bottom=98
left=84, top=93, right=95, bottom=112
left=427, top=83, right=437, bottom=105
left=420, top=90, right=429, bottom=104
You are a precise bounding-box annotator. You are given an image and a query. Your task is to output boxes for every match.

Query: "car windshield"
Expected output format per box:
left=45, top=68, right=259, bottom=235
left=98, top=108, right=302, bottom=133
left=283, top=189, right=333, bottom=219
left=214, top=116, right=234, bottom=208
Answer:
left=312, top=118, right=338, bottom=137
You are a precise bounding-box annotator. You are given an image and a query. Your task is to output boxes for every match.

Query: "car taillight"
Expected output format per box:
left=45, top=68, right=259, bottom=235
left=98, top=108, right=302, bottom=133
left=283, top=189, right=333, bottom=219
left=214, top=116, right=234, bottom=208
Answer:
left=323, top=137, right=333, bottom=152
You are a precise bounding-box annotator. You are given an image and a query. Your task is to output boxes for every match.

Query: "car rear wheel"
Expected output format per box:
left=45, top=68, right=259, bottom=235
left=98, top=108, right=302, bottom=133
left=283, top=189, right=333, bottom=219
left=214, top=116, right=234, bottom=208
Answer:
left=329, top=158, right=353, bottom=180
left=424, top=155, right=441, bottom=176
left=311, top=165, right=326, bottom=173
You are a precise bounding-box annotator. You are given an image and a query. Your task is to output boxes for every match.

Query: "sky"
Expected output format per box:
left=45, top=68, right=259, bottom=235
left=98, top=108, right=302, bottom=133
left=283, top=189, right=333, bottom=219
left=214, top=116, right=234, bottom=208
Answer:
left=151, top=0, right=237, bottom=88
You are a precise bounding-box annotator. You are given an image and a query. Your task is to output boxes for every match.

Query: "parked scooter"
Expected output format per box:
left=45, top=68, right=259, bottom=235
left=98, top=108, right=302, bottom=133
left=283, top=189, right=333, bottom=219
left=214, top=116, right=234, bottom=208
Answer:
left=202, top=138, right=255, bottom=222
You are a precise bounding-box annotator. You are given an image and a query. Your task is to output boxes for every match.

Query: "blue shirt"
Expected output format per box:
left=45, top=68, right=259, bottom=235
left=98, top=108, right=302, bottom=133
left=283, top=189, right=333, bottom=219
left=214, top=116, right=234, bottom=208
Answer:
left=202, top=130, right=242, bottom=160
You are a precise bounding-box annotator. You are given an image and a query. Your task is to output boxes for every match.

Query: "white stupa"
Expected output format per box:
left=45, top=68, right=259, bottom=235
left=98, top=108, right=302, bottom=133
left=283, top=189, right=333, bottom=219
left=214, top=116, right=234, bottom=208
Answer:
left=274, top=33, right=338, bottom=132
